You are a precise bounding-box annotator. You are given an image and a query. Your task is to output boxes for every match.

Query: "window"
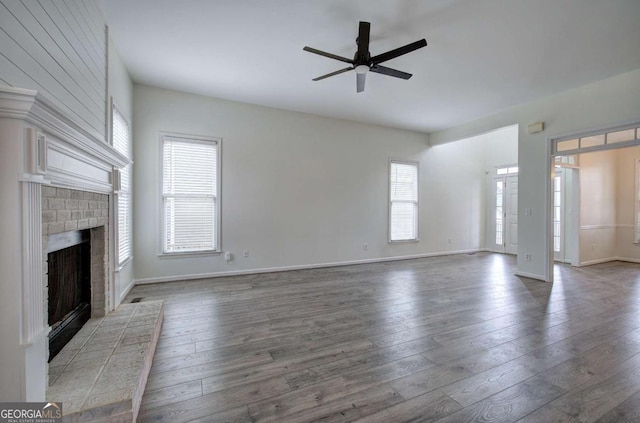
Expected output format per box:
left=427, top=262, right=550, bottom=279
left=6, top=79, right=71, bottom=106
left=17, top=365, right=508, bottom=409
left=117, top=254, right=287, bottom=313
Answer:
left=553, top=174, right=562, bottom=252
left=495, top=180, right=503, bottom=245
left=112, top=104, right=131, bottom=266
left=161, top=134, right=220, bottom=254
left=389, top=160, right=418, bottom=241
left=496, top=166, right=518, bottom=175
left=554, top=125, right=640, bottom=155
left=554, top=155, right=579, bottom=167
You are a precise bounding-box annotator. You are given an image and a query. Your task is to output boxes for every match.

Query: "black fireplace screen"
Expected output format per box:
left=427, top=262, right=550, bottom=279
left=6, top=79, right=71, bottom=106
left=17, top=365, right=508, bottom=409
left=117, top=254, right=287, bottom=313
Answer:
left=47, top=230, right=91, bottom=362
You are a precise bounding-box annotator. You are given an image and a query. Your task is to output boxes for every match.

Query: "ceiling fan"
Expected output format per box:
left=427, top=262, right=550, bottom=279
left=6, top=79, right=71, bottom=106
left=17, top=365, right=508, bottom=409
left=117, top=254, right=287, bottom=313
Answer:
left=303, top=21, right=427, bottom=93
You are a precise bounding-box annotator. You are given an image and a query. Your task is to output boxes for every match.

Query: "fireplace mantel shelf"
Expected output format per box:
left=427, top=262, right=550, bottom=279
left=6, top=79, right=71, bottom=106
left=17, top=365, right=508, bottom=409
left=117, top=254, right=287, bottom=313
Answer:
left=0, top=86, right=129, bottom=172
left=1, top=86, right=130, bottom=194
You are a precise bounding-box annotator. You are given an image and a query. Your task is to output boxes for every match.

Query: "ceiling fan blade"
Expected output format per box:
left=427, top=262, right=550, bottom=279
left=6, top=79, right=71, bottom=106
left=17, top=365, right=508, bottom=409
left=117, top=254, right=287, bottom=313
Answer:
left=357, top=21, right=371, bottom=60
left=312, top=67, right=353, bottom=81
left=303, top=46, right=353, bottom=64
left=370, top=65, right=412, bottom=80
left=370, top=39, right=427, bottom=65
left=356, top=72, right=366, bottom=93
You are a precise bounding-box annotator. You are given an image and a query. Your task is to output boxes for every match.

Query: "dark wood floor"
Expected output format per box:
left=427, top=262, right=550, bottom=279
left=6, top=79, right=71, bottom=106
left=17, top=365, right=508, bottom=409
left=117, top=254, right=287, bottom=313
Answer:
left=128, top=253, right=640, bottom=422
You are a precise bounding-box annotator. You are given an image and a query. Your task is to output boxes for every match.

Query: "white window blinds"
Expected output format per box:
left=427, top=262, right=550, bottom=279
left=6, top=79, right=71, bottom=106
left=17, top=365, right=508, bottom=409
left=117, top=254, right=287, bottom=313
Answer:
left=162, top=136, right=219, bottom=253
left=112, top=105, right=131, bottom=265
left=390, top=161, right=418, bottom=241
left=112, top=106, right=129, bottom=156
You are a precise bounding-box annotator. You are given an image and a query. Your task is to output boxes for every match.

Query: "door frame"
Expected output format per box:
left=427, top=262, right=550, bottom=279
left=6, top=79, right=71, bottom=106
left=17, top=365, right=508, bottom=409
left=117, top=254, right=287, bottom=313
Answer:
left=491, top=176, right=506, bottom=253
left=546, top=121, right=640, bottom=282
left=489, top=165, right=519, bottom=254
left=505, top=175, right=518, bottom=254
left=552, top=168, right=565, bottom=262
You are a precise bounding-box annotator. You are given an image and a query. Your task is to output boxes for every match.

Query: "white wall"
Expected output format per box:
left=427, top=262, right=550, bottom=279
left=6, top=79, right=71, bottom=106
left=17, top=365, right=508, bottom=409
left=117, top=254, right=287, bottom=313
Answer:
left=108, top=38, right=134, bottom=304
left=579, top=149, right=617, bottom=263
left=432, top=124, right=519, bottom=253
left=109, top=39, right=132, bottom=123
left=430, top=68, right=640, bottom=281
left=577, top=146, right=640, bottom=264
left=0, top=0, right=106, bottom=138
left=421, top=137, right=488, bottom=253
left=132, top=85, right=490, bottom=282
left=615, top=147, right=640, bottom=261
left=483, top=125, right=519, bottom=170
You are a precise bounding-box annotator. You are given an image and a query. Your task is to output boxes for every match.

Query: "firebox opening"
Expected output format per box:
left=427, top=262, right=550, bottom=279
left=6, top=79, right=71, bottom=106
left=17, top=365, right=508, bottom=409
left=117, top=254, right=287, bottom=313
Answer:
left=47, top=229, right=91, bottom=362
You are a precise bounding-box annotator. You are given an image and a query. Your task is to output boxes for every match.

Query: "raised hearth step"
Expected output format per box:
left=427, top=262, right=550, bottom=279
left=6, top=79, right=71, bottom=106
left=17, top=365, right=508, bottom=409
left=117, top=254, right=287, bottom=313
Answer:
left=47, top=300, right=164, bottom=422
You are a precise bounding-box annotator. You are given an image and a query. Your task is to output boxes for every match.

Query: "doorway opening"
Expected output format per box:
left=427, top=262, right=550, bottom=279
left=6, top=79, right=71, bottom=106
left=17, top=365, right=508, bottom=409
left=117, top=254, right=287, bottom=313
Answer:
left=552, top=156, right=580, bottom=265
left=547, top=123, right=640, bottom=281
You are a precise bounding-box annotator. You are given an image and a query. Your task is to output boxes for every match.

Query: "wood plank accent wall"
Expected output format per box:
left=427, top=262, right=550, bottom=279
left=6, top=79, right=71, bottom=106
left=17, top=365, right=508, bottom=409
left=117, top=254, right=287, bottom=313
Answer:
left=0, top=0, right=106, bottom=139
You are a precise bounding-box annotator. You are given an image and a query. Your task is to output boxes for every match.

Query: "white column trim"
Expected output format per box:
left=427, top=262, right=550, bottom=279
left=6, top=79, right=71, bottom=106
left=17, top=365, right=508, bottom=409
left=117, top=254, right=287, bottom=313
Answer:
left=20, top=182, right=47, bottom=346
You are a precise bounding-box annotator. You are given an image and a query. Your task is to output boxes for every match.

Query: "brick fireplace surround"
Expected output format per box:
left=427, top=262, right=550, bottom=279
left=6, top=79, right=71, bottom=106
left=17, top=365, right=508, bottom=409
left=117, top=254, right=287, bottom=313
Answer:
left=0, top=86, right=129, bottom=401
left=42, top=187, right=110, bottom=319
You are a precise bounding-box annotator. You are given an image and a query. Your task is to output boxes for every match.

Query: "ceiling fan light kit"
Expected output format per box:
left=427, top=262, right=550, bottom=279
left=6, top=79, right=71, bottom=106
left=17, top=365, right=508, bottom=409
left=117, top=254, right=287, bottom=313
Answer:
left=354, top=65, right=369, bottom=74
left=303, top=21, right=427, bottom=93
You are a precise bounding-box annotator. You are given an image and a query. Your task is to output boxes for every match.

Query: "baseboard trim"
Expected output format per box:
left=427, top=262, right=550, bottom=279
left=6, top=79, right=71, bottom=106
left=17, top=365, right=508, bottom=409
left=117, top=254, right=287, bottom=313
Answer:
left=133, top=248, right=489, bottom=285
left=580, top=224, right=634, bottom=230
left=579, top=256, right=640, bottom=266
left=118, top=280, right=135, bottom=304
left=579, top=257, right=618, bottom=266
left=617, top=257, right=640, bottom=264
left=514, top=271, right=548, bottom=282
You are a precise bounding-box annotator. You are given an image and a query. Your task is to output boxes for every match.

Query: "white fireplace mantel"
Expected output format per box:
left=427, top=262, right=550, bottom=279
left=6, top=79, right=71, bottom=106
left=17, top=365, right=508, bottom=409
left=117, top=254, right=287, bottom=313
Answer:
left=0, top=86, right=129, bottom=401
left=0, top=86, right=129, bottom=190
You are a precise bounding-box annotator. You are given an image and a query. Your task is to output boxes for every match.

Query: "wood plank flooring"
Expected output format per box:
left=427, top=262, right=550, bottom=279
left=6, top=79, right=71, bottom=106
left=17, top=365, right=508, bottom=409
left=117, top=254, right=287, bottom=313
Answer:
left=127, top=253, right=640, bottom=422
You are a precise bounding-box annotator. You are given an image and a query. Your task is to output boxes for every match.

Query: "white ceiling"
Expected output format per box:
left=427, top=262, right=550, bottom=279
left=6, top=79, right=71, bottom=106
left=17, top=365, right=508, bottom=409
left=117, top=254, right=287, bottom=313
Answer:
left=100, top=0, right=640, bottom=133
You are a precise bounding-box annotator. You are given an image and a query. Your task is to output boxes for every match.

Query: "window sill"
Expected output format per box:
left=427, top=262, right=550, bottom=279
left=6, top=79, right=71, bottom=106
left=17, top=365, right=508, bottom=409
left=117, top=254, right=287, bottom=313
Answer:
left=158, top=250, right=222, bottom=259
left=389, top=239, right=420, bottom=244
left=115, top=256, right=133, bottom=272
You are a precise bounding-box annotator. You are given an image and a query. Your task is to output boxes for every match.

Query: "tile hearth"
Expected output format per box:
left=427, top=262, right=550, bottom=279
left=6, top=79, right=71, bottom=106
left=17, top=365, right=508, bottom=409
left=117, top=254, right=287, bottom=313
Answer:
left=47, top=300, right=163, bottom=422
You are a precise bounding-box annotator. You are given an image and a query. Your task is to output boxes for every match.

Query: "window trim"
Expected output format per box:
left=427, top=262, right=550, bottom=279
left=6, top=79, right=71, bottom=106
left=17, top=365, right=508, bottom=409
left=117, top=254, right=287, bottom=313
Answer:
left=111, top=100, right=132, bottom=269
left=388, top=159, right=420, bottom=243
left=158, top=131, right=222, bottom=257
left=495, top=164, right=519, bottom=176
left=552, top=123, right=640, bottom=156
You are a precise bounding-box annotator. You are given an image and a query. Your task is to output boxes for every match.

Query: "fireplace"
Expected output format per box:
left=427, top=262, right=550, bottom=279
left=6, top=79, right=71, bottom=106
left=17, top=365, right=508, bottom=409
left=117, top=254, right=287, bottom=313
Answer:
left=41, top=187, right=110, bottom=368
left=47, top=230, right=91, bottom=361
left=0, top=87, right=128, bottom=401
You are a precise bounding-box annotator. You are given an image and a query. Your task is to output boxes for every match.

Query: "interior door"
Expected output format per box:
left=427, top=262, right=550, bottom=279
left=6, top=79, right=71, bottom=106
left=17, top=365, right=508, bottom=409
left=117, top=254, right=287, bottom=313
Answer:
left=505, top=175, right=518, bottom=254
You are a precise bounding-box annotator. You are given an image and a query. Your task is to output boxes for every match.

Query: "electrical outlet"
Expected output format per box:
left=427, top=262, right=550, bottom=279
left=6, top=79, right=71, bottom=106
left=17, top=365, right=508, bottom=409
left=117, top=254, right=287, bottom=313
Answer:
left=525, top=253, right=532, bottom=261
left=224, top=251, right=232, bottom=261
left=242, top=250, right=249, bottom=258
left=363, top=243, right=368, bottom=251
